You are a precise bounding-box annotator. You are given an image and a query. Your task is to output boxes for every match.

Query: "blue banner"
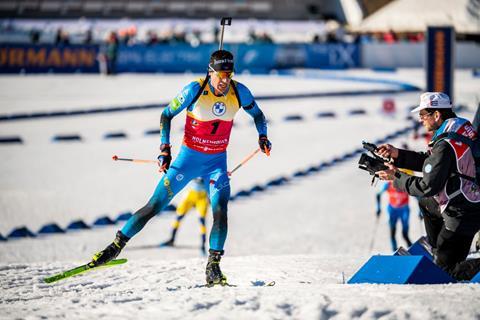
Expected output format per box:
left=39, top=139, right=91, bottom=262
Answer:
left=116, top=43, right=359, bottom=73
left=305, top=43, right=359, bottom=69
left=426, top=27, right=454, bottom=100
left=0, top=44, right=99, bottom=73
left=116, top=44, right=279, bottom=73
left=0, top=43, right=360, bottom=74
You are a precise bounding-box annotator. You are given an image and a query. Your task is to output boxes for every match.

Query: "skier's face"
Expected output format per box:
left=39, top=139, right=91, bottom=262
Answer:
left=209, top=68, right=233, bottom=95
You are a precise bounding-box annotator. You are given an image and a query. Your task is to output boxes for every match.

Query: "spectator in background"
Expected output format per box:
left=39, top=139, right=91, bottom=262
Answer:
left=312, top=33, right=323, bottom=43
left=186, top=29, right=203, bottom=47
left=30, top=29, right=40, bottom=44
left=84, top=29, right=93, bottom=45
left=172, top=27, right=187, bottom=43
left=257, top=31, right=273, bottom=44
left=157, top=29, right=172, bottom=44
left=247, top=28, right=257, bottom=44
left=55, top=28, right=70, bottom=45
left=383, top=30, right=397, bottom=43
left=248, top=29, right=273, bottom=44
left=107, top=32, right=119, bottom=74
left=407, top=32, right=425, bottom=43
left=55, top=28, right=62, bottom=45
left=99, top=31, right=119, bottom=75
left=146, top=30, right=158, bottom=46
left=118, top=26, right=136, bottom=45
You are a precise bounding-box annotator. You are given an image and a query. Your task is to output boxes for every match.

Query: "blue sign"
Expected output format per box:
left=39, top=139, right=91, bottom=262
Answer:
left=116, top=44, right=212, bottom=73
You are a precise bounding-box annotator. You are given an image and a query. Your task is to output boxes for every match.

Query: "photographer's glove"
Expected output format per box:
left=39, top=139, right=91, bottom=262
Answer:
left=157, top=144, right=172, bottom=172
left=258, top=135, right=272, bottom=155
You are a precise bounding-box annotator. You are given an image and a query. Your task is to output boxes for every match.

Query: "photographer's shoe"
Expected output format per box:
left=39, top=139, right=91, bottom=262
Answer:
left=394, top=246, right=411, bottom=256
left=91, top=231, right=129, bottom=266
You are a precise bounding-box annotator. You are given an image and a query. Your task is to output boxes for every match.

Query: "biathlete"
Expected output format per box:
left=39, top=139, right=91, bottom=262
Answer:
left=161, top=178, right=210, bottom=255
left=90, top=49, right=272, bottom=286
left=376, top=181, right=413, bottom=251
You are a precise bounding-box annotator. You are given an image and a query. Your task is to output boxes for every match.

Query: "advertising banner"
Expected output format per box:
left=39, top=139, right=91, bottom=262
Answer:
left=0, top=43, right=360, bottom=74
left=0, top=44, right=99, bottom=73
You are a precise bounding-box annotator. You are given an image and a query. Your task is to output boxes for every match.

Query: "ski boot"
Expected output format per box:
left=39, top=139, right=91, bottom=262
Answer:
left=205, top=250, right=227, bottom=286
left=91, top=231, right=129, bottom=267
left=160, top=238, right=175, bottom=247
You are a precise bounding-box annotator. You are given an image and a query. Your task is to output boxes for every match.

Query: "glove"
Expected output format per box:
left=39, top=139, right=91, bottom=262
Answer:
left=376, top=209, right=381, bottom=217
left=157, top=144, right=172, bottom=172
left=258, top=135, right=272, bottom=154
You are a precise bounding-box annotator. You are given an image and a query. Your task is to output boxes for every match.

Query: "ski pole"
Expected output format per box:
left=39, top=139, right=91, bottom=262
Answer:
left=228, top=148, right=261, bottom=176
left=112, top=155, right=159, bottom=164
left=218, top=17, right=232, bottom=50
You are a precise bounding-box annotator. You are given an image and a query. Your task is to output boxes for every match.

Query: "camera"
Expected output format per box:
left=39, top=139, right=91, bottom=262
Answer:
left=358, top=141, right=389, bottom=176
left=358, top=153, right=388, bottom=175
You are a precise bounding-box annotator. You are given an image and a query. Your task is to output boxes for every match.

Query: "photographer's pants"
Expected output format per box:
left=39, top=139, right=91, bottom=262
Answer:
left=419, top=197, right=480, bottom=281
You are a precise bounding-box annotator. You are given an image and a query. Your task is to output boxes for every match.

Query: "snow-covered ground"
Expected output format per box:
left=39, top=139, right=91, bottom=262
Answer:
left=0, top=69, right=479, bottom=319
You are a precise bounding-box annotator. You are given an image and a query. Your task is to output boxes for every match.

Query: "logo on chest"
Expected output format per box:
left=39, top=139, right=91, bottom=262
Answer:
left=212, top=102, right=227, bottom=116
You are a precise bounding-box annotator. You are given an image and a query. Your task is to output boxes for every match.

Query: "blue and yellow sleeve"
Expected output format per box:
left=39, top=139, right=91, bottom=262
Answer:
left=160, top=80, right=202, bottom=145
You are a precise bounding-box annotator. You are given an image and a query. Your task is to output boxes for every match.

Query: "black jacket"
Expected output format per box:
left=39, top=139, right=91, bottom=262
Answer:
left=393, top=140, right=480, bottom=235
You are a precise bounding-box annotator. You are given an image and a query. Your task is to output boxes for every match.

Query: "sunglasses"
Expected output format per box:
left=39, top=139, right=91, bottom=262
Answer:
left=209, top=66, right=234, bottom=79
left=419, top=112, right=434, bottom=120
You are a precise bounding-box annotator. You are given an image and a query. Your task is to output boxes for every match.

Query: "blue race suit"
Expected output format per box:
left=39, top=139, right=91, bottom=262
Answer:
left=121, top=77, right=268, bottom=252
left=377, top=182, right=412, bottom=251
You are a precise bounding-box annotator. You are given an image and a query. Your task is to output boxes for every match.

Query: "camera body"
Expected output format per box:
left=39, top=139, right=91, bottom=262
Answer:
left=358, top=153, right=388, bottom=175
left=358, top=141, right=389, bottom=176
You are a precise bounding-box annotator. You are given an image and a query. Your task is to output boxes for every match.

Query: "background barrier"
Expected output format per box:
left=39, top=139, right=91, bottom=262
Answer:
left=2, top=42, right=479, bottom=74
left=1, top=43, right=361, bottom=73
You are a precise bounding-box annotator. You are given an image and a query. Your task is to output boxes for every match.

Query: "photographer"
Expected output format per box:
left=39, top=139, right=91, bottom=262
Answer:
left=376, top=92, right=480, bottom=281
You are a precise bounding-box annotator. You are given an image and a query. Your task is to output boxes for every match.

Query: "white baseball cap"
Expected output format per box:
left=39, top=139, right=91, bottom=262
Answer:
left=411, top=92, right=452, bottom=113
